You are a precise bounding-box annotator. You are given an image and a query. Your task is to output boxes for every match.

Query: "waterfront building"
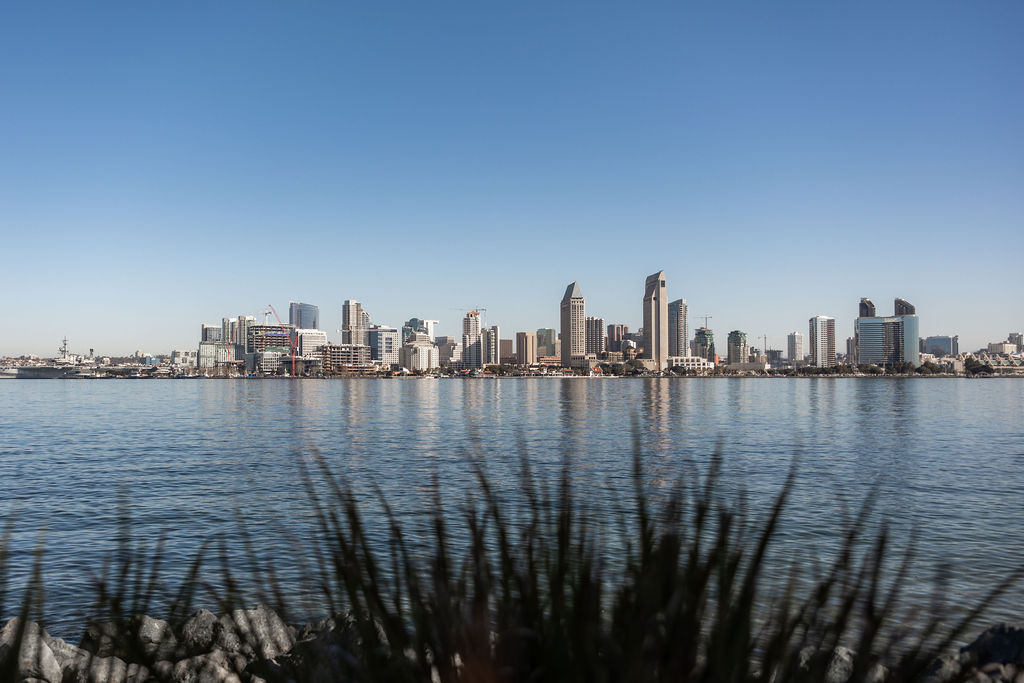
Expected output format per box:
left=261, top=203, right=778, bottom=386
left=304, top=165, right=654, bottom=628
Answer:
left=560, top=282, right=586, bottom=368
left=246, top=325, right=292, bottom=353
left=438, top=339, right=462, bottom=367
left=727, top=330, right=748, bottom=365
left=988, top=341, right=1017, bottom=355
left=923, top=335, right=959, bottom=357
left=787, top=332, right=804, bottom=362
left=846, top=337, right=856, bottom=364
left=201, top=324, right=222, bottom=343
left=367, top=325, right=401, bottom=368
left=296, top=329, right=328, bottom=358
left=606, top=324, right=628, bottom=353
left=808, top=315, right=837, bottom=368
left=320, top=343, right=372, bottom=371
left=516, top=331, right=538, bottom=366
left=289, top=302, right=319, bottom=330
left=667, top=355, right=715, bottom=373
left=585, top=316, right=606, bottom=355
left=668, top=299, right=688, bottom=358
left=499, top=339, right=515, bottom=365
left=766, top=349, right=783, bottom=365
left=642, top=271, right=669, bottom=370
left=854, top=297, right=920, bottom=367
left=341, top=300, right=369, bottom=345
left=197, top=341, right=233, bottom=369
left=482, top=325, right=501, bottom=366
left=693, top=327, right=715, bottom=361
left=1010, top=332, right=1023, bottom=349
left=462, top=311, right=483, bottom=369
left=400, top=333, right=439, bottom=372
left=536, top=328, right=556, bottom=357
left=171, top=349, right=198, bottom=367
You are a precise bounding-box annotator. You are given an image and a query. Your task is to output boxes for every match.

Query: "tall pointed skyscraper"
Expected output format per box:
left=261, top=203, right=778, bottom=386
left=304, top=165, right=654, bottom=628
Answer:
left=560, top=282, right=585, bottom=368
left=642, top=271, right=669, bottom=370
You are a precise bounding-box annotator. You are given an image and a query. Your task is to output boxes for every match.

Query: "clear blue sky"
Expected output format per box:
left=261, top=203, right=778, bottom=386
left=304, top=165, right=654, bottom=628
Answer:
left=2, top=1, right=1021, bottom=356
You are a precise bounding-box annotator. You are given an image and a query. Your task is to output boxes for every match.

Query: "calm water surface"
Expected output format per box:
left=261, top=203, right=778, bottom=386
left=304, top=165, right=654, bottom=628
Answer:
left=1, top=378, right=1022, bottom=636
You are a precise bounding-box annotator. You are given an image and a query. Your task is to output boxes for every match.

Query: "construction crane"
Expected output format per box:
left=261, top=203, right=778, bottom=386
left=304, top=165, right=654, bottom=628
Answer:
left=268, top=304, right=298, bottom=377
left=696, top=314, right=713, bottom=329
left=449, top=306, right=488, bottom=325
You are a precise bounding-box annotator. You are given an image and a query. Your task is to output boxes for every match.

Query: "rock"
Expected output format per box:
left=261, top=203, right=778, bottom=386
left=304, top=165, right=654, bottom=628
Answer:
left=154, top=649, right=245, bottom=683
left=214, top=605, right=295, bottom=660
left=964, top=623, right=1024, bottom=668
left=133, top=615, right=177, bottom=660
left=79, top=620, right=127, bottom=659
left=250, top=616, right=358, bottom=682
left=0, top=617, right=63, bottom=683
left=46, top=636, right=151, bottom=683
left=797, top=644, right=887, bottom=683
left=179, top=609, right=218, bottom=656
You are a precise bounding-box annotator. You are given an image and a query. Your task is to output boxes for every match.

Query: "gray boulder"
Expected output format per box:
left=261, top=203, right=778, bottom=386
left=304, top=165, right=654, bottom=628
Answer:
left=214, top=605, right=295, bottom=660
left=152, top=649, right=245, bottom=683
left=0, top=617, right=63, bottom=683
left=179, top=609, right=218, bottom=656
left=963, top=623, right=1024, bottom=668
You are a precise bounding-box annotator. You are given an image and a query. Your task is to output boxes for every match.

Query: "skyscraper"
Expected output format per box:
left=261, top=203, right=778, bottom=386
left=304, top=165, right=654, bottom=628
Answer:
left=289, top=302, right=319, bottom=330
left=854, top=297, right=920, bottom=367
left=606, top=324, right=628, bottom=353
left=482, top=325, right=500, bottom=365
left=668, top=299, right=688, bottom=357
left=585, top=316, right=606, bottom=354
left=342, top=300, right=368, bottom=345
left=536, top=328, right=557, bottom=357
left=693, top=328, right=715, bottom=361
left=462, top=311, right=483, bottom=369
left=642, top=271, right=669, bottom=370
left=560, top=282, right=585, bottom=368
left=727, top=330, right=748, bottom=365
left=808, top=315, right=836, bottom=368
left=516, top=331, right=537, bottom=366
left=787, top=332, right=804, bottom=362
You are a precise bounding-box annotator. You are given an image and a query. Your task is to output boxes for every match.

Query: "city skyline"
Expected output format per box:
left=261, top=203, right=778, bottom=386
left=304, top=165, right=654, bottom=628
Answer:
left=2, top=3, right=1022, bottom=357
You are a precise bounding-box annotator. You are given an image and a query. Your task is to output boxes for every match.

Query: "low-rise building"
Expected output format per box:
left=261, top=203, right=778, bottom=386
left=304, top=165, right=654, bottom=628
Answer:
left=667, top=355, right=716, bottom=373
left=321, top=344, right=372, bottom=372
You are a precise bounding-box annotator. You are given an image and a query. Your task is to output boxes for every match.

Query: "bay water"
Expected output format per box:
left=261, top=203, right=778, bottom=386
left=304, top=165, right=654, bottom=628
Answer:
left=1, top=377, right=1022, bottom=638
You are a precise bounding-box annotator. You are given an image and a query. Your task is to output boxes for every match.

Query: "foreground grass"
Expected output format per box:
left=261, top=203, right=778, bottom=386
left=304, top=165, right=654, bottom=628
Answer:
left=1, top=445, right=1019, bottom=682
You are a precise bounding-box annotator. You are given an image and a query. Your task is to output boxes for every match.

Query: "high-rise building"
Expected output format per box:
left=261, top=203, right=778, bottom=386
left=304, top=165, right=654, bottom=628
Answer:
left=808, top=315, right=837, bottom=368
left=560, top=282, right=586, bottom=368
left=642, top=271, right=669, bottom=370
left=859, top=298, right=876, bottom=318
left=693, top=328, right=715, bottom=361
left=787, top=332, right=804, bottom=362
left=201, top=324, right=222, bottom=343
left=727, top=331, right=748, bottom=365
left=1009, top=332, right=1023, bottom=350
left=668, top=299, right=688, bottom=358
left=399, top=333, right=439, bottom=372
left=482, top=325, right=500, bottom=365
left=606, top=324, right=628, bottom=353
left=516, top=331, right=538, bottom=366
left=296, top=329, right=328, bottom=358
left=536, top=328, right=557, bottom=357
left=342, top=300, right=368, bottom=345
left=462, top=311, right=483, bottom=369
left=367, top=325, right=401, bottom=368
left=402, top=318, right=440, bottom=342
left=923, top=335, right=959, bottom=357
left=846, top=337, right=856, bottom=364
left=855, top=297, right=920, bottom=367
left=499, top=338, right=515, bottom=365
left=246, top=325, right=292, bottom=353
left=289, top=302, right=319, bottom=330
left=585, top=316, right=606, bottom=355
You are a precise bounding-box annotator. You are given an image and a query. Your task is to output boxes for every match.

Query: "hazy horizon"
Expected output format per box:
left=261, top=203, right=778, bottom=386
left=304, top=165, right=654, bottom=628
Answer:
left=2, top=2, right=1021, bottom=357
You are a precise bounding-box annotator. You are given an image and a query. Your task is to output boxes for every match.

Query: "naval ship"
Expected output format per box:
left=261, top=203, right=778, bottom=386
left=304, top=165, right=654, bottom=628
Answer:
left=2, top=338, right=92, bottom=379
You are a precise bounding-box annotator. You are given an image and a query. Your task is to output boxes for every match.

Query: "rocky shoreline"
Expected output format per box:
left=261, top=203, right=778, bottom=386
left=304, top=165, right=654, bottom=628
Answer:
left=3, top=605, right=1024, bottom=682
